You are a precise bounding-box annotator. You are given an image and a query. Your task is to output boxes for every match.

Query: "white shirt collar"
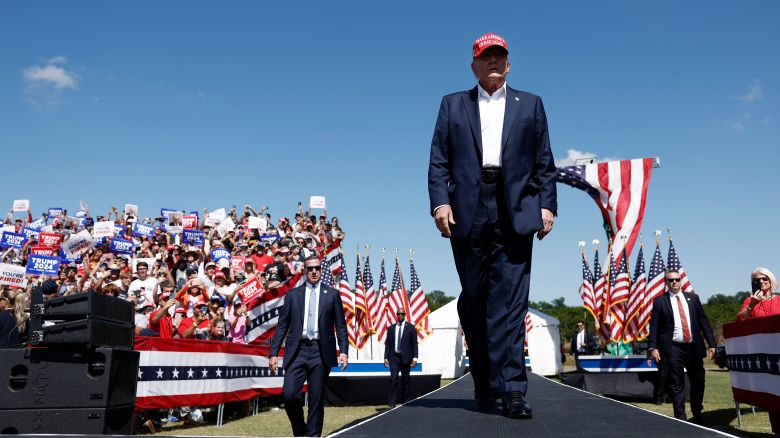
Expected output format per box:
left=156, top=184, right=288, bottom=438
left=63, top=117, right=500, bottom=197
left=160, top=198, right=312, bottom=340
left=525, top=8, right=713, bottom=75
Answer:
left=477, top=82, right=507, bottom=100
left=669, top=289, right=683, bottom=298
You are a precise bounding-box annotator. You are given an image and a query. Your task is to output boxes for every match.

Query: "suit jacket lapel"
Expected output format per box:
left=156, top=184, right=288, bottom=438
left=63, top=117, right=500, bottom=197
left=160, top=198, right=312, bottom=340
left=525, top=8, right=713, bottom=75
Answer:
left=462, top=87, right=483, bottom=161
left=501, top=87, right=520, bottom=150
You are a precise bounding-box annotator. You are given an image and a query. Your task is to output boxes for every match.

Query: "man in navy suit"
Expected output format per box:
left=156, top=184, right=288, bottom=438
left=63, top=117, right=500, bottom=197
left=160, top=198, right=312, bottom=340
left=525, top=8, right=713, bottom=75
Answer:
left=428, top=32, right=557, bottom=419
left=648, top=269, right=716, bottom=424
left=269, top=255, right=349, bottom=437
left=384, top=308, right=418, bottom=408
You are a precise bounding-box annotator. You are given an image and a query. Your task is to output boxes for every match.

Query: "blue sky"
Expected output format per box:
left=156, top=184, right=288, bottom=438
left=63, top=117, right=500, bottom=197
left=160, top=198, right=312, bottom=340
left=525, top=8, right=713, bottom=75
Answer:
left=1, top=1, right=778, bottom=306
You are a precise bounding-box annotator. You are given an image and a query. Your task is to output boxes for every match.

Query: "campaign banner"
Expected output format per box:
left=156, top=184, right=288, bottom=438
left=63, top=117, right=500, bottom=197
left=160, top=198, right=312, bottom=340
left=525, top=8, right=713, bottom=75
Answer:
left=59, top=248, right=82, bottom=265
left=236, top=277, right=265, bottom=303
left=309, top=196, right=326, bottom=209
left=724, top=314, right=780, bottom=410
left=204, top=217, right=220, bottom=228
left=133, top=222, right=155, bottom=238
left=39, top=232, right=64, bottom=248
left=0, top=263, right=28, bottom=287
left=210, top=248, right=231, bottom=263
left=92, top=220, right=115, bottom=238
left=21, top=227, right=40, bottom=242
left=31, top=246, right=57, bottom=256
left=217, top=217, right=235, bottom=237
left=259, top=233, right=280, bottom=244
left=26, top=255, right=60, bottom=276
left=61, top=229, right=94, bottom=257
left=12, top=199, right=30, bottom=212
left=93, top=236, right=109, bottom=247
left=182, top=215, right=198, bottom=229
left=28, top=217, right=47, bottom=230
left=1, top=232, right=26, bottom=249
left=232, top=256, right=246, bottom=272
left=124, top=204, right=139, bottom=217
left=110, top=238, right=135, bottom=255
left=208, top=208, right=227, bottom=222
left=48, top=208, right=64, bottom=218
left=182, top=229, right=205, bottom=246
left=0, top=225, right=14, bottom=241
left=76, top=210, right=87, bottom=218
left=247, top=216, right=268, bottom=231
left=160, top=208, right=178, bottom=219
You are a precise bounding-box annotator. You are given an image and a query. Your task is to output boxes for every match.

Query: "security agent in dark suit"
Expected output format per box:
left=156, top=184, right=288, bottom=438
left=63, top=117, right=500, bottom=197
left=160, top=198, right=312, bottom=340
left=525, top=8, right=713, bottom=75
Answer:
left=569, top=321, right=595, bottom=369
left=384, top=309, right=419, bottom=407
left=269, top=256, right=349, bottom=437
left=428, top=32, right=557, bottom=419
left=648, top=269, right=716, bottom=424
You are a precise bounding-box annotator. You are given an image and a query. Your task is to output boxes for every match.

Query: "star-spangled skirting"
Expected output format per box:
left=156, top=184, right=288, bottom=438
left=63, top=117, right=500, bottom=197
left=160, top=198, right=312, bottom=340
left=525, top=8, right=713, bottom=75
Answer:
left=723, top=314, right=780, bottom=410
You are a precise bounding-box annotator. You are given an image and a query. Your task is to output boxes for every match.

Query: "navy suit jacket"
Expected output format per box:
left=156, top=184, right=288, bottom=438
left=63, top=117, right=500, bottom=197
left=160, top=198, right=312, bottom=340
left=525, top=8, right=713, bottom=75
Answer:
left=384, top=322, right=418, bottom=364
left=647, top=292, right=716, bottom=359
left=428, top=85, right=558, bottom=239
left=269, top=283, right=349, bottom=368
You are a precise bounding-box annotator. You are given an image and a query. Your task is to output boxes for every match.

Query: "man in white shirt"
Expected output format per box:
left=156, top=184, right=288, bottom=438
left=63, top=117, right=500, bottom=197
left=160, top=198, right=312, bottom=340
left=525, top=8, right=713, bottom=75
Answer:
left=384, top=309, right=418, bottom=408
left=129, top=261, right=158, bottom=305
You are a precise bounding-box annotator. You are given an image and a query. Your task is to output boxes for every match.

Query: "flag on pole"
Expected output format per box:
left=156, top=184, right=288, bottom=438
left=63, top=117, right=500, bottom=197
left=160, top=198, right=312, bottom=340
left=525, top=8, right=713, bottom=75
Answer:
left=376, top=256, right=391, bottom=344
left=354, top=254, right=369, bottom=349
left=363, top=255, right=378, bottom=333
left=638, top=242, right=666, bottom=339
left=408, top=257, right=431, bottom=341
left=667, top=238, right=694, bottom=293
left=246, top=273, right=304, bottom=345
left=524, top=312, right=534, bottom=346
left=557, top=158, right=654, bottom=261
left=624, top=245, right=647, bottom=342
left=337, top=254, right=357, bottom=348
left=608, top=250, right=630, bottom=343
left=593, top=248, right=610, bottom=344
left=579, top=251, right=597, bottom=320
left=389, top=257, right=410, bottom=319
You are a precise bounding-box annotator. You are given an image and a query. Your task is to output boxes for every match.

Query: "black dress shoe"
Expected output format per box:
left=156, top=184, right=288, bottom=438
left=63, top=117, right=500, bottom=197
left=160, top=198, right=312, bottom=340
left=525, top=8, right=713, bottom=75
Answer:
left=502, top=391, right=532, bottom=419
left=690, top=414, right=703, bottom=425
left=475, top=391, right=495, bottom=412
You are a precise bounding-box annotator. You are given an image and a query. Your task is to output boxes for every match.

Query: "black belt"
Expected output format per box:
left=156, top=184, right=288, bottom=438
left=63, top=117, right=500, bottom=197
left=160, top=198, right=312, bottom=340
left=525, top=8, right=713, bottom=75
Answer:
left=301, top=338, right=319, bottom=345
left=481, top=167, right=502, bottom=184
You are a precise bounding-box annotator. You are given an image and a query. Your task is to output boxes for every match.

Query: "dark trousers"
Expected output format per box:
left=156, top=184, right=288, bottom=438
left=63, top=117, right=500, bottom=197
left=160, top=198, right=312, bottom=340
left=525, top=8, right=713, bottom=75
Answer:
left=667, top=342, right=705, bottom=420
left=282, top=341, right=329, bottom=437
left=388, top=352, right=411, bottom=406
left=451, top=180, right=533, bottom=397
left=653, top=358, right=670, bottom=403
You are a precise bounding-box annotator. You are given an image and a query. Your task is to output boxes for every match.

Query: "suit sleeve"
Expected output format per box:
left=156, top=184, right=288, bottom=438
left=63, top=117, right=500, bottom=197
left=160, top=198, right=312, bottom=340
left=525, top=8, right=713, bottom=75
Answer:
left=647, top=298, right=660, bottom=353
left=428, top=96, right=451, bottom=215
left=269, top=292, right=291, bottom=358
left=333, top=289, right=349, bottom=356
left=384, top=325, right=392, bottom=360
left=534, top=97, right=558, bottom=216
left=412, top=326, right=419, bottom=359
left=694, top=295, right=716, bottom=349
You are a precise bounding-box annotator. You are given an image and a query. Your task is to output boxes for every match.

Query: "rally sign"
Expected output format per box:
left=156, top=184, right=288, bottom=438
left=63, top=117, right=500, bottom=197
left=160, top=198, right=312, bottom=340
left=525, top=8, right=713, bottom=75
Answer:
left=236, top=277, right=265, bottom=303
left=0, top=263, right=27, bottom=287
left=232, top=256, right=246, bottom=272
left=48, top=208, right=64, bottom=218
left=0, top=225, right=14, bottom=240
left=39, top=232, right=64, bottom=248
left=204, top=217, right=220, bottom=228
left=183, top=215, right=198, bottom=229
left=309, top=196, right=326, bottom=209
left=160, top=208, right=178, bottom=218
left=28, top=217, right=47, bottom=230
left=92, top=220, right=115, bottom=238
left=26, top=255, right=60, bottom=276
left=259, top=233, right=280, bottom=244
left=217, top=217, right=235, bottom=237
left=21, top=227, right=40, bottom=242
left=61, top=229, right=94, bottom=257
left=110, top=238, right=135, bottom=255
left=248, top=216, right=268, bottom=231
left=59, top=248, right=82, bottom=265
left=12, top=199, right=30, bottom=212
left=182, top=229, right=205, bottom=246
left=1, top=232, right=26, bottom=249
left=133, top=222, right=155, bottom=238
left=208, top=208, right=227, bottom=222
left=114, top=224, right=124, bottom=235
left=76, top=210, right=87, bottom=218
left=124, top=204, right=139, bottom=216
left=31, top=246, right=57, bottom=256
left=210, top=248, right=231, bottom=263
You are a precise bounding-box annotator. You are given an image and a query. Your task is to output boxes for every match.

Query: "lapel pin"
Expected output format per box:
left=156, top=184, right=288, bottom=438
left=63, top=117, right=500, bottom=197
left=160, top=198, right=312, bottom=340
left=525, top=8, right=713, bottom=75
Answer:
left=514, top=97, right=520, bottom=101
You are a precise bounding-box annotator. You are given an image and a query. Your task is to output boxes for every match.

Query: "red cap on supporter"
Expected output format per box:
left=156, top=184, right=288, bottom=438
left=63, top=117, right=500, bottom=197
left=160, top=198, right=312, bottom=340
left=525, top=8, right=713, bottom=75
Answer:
left=472, top=32, right=508, bottom=58
left=195, top=299, right=207, bottom=307
left=174, top=307, right=186, bottom=315
left=214, top=271, right=225, bottom=279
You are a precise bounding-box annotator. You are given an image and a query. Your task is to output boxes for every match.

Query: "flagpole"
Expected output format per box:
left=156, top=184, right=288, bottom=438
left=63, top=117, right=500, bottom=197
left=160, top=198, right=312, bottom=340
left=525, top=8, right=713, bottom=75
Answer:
left=409, top=248, right=415, bottom=328
left=579, top=241, right=587, bottom=323
left=355, top=244, right=360, bottom=360
left=365, top=244, right=374, bottom=360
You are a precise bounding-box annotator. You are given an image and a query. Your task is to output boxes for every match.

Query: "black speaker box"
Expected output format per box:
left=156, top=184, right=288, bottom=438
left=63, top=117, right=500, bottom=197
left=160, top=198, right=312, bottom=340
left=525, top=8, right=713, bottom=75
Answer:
left=0, top=404, right=134, bottom=434
left=31, top=317, right=134, bottom=349
left=37, top=291, right=134, bottom=323
left=0, top=347, right=139, bottom=409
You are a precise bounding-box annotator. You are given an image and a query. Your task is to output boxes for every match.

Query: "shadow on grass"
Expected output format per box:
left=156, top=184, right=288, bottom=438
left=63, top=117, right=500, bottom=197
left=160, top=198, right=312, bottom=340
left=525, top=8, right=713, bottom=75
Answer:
left=701, top=407, right=773, bottom=438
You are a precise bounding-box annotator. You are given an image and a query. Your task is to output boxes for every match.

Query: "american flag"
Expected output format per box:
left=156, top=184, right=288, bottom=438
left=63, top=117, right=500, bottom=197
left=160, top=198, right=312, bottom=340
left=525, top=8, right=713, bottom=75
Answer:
left=326, top=250, right=342, bottom=276
left=375, top=256, right=391, bottom=344
left=593, top=248, right=610, bottom=344
left=338, top=254, right=357, bottom=348
left=353, top=254, right=369, bottom=349
left=579, top=251, right=597, bottom=321
left=363, top=255, right=378, bottom=333
left=389, top=257, right=410, bottom=319
left=524, top=312, right=533, bottom=346
left=624, top=245, right=647, bottom=342
left=667, top=239, right=694, bottom=293
left=608, top=250, right=630, bottom=342
left=637, top=242, right=666, bottom=340
left=408, top=258, right=431, bottom=341
left=321, top=257, right=335, bottom=288
left=557, top=158, right=654, bottom=262
left=245, top=272, right=304, bottom=345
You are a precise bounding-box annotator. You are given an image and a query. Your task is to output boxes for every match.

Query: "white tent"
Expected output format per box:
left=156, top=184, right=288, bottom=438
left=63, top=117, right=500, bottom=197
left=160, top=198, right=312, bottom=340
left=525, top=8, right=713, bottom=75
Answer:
left=526, top=308, right=563, bottom=376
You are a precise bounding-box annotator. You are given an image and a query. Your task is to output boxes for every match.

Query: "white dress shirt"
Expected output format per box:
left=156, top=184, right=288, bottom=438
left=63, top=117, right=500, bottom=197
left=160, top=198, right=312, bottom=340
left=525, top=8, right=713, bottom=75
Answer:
left=302, top=281, right=320, bottom=340
left=669, top=290, right=692, bottom=343
left=477, top=82, right=507, bottom=168
left=576, top=330, right=585, bottom=352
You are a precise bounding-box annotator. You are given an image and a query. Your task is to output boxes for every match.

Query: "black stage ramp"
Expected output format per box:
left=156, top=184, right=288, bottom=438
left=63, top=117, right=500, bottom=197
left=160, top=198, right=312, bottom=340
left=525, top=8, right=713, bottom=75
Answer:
left=330, top=373, right=734, bottom=438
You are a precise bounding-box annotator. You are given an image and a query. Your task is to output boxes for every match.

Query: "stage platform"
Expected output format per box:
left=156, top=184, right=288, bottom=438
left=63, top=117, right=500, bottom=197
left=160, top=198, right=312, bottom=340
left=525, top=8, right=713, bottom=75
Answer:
left=331, top=373, right=734, bottom=438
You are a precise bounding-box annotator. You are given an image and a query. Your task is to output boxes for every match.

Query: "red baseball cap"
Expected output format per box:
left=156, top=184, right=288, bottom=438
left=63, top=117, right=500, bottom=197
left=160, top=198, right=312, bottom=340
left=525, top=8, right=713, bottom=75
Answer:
left=214, top=271, right=226, bottom=279
left=472, top=32, right=508, bottom=58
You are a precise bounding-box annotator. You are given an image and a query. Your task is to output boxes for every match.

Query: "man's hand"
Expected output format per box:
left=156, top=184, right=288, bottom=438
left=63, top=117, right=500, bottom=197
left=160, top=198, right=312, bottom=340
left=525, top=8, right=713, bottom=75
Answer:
left=384, top=359, right=389, bottom=368
left=708, top=348, right=716, bottom=358
left=650, top=348, right=661, bottom=364
left=411, top=359, right=418, bottom=368
left=537, top=208, right=555, bottom=240
left=338, top=354, right=349, bottom=370
left=269, top=356, right=279, bottom=374
left=434, top=206, right=455, bottom=238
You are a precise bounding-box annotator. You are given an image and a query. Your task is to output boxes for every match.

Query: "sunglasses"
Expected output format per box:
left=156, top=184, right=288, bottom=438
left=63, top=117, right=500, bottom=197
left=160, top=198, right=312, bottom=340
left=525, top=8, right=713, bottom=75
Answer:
left=305, top=266, right=322, bottom=272
left=397, top=313, right=406, bottom=316
left=757, top=277, right=770, bottom=283
left=666, top=278, right=682, bottom=283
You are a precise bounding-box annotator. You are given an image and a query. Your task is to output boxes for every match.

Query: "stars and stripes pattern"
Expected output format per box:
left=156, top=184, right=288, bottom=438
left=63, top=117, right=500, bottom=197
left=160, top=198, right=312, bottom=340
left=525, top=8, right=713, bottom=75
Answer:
left=523, top=312, right=533, bottom=346
left=325, top=249, right=342, bottom=276
left=389, top=257, right=411, bottom=321
left=608, top=250, right=630, bottom=342
left=375, top=256, right=391, bottom=344
left=667, top=239, right=694, bottom=293
left=354, top=254, right=369, bottom=349
left=337, top=255, right=357, bottom=348
left=593, top=249, right=610, bottom=343
left=408, top=258, right=431, bottom=341
left=579, top=252, right=597, bottom=320
left=363, top=255, right=378, bottom=333
left=624, top=245, right=647, bottom=342
left=245, top=272, right=304, bottom=346
left=638, top=242, right=666, bottom=339
left=557, top=158, right=654, bottom=262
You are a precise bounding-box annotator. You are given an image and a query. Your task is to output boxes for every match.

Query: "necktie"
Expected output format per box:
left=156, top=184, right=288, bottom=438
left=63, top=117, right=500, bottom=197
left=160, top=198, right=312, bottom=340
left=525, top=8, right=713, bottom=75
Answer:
left=306, top=285, right=317, bottom=340
left=396, top=323, right=402, bottom=352
left=677, top=295, right=691, bottom=343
